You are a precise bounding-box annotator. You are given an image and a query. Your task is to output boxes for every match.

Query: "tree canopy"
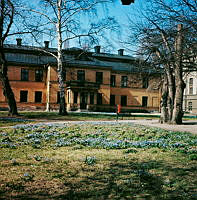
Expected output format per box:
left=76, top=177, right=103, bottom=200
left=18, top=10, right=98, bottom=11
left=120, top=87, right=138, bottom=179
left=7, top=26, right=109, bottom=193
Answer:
left=126, top=0, right=196, bottom=124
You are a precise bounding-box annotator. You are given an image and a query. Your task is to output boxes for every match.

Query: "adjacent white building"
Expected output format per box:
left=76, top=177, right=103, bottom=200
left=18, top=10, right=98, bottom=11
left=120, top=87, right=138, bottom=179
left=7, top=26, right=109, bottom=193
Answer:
left=183, top=71, right=197, bottom=113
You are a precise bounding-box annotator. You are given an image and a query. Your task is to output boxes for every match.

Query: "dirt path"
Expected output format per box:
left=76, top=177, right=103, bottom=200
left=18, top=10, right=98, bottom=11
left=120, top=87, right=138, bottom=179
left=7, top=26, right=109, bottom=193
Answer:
left=29, top=119, right=197, bottom=134
left=128, top=119, right=197, bottom=134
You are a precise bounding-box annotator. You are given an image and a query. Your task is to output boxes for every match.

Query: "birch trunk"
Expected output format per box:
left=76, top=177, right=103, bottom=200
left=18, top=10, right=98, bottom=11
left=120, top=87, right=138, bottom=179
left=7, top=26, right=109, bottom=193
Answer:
left=57, top=0, right=67, bottom=115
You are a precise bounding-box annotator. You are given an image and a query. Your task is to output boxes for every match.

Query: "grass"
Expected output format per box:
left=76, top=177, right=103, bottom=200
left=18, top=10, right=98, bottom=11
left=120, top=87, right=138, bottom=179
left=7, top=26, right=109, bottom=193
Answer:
left=0, top=111, right=145, bottom=127
left=0, top=122, right=196, bottom=199
left=0, top=110, right=196, bottom=127
left=0, top=111, right=116, bottom=127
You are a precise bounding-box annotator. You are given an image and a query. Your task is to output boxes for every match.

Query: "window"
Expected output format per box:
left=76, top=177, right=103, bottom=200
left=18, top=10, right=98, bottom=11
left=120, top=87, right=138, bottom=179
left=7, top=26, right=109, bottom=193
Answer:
left=57, top=70, right=66, bottom=82
left=35, top=91, right=42, bottom=103
left=110, top=95, right=115, bottom=106
left=142, top=77, right=149, bottom=88
left=189, top=78, right=193, bottom=85
left=57, top=92, right=60, bottom=103
left=97, top=93, right=102, bottom=105
left=189, top=78, right=193, bottom=95
left=142, top=96, right=148, bottom=107
left=63, top=70, right=66, bottom=81
left=35, top=69, right=43, bottom=82
left=90, top=92, right=94, bottom=104
left=57, top=91, right=66, bottom=103
left=189, top=87, right=193, bottom=95
left=21, top=69, right=29, bottom=81
left=96, top=72, right=103, bottom=84
left=77, top=70, right=85, bottom=81
left=188, top=102, right=192, bottom=111
left=121, top=95, right=127, bottom=106
left=62, top=70, right=66, bottom=81
left=20, top=91, right=28, bottom=102
left=110, top=75, right=116, bottom=87
left=74, top=92, right=78, bottom=104
left=121, top=76, right=128, bottom=87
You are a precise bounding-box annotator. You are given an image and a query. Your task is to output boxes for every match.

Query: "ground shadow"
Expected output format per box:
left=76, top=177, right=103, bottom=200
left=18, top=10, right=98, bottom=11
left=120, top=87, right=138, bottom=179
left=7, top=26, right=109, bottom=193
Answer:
left=1, top=158, right=196, bottom=200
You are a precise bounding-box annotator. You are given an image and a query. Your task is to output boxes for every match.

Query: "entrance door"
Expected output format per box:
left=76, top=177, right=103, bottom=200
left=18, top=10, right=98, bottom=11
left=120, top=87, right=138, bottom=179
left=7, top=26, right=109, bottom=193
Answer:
left=80, top=92, right=87, bottom=109
left=142, top=96, right=148, bottom=107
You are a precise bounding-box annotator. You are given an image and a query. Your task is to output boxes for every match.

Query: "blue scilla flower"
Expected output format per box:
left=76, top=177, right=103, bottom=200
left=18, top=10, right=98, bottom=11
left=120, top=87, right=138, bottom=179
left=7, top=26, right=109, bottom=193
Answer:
left=55, top=138, right=71, bottom=147
left=0, top=132, right=8, bottom=136
left=23, top=172, right=34, bottom=181
left=172, top=142, right=185, bottom=148
left=24, top=173, right=30, bottom=177
left=33, top=139, right=41, bottom=144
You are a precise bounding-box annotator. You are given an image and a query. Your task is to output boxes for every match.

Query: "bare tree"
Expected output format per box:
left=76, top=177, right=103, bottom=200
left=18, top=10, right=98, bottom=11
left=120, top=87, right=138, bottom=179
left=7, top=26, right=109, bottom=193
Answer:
left=125, top=0, right=196, bottom=124
left=0, top=0, right=18, bottom=116
left=0, top=0, right=33, bottom=116
left=27, top=0, right=117, bottom=115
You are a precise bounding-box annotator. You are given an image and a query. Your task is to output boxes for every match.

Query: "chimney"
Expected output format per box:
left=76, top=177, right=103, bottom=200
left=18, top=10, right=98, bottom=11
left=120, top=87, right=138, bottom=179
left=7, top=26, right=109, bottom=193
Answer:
left=44, top=41, right=49, bottom=48
left=118, top=49, right=124, bottom=56
left=94, top=46, right=101, bottom=53
left=121, top=0, right=134, bottom=5
left=16, top=38, right=22, bottom=46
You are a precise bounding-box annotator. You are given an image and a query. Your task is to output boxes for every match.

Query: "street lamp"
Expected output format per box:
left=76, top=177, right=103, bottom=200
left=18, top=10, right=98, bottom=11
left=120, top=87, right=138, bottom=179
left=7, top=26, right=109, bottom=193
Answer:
left=121, top=0, right=134, bottom=5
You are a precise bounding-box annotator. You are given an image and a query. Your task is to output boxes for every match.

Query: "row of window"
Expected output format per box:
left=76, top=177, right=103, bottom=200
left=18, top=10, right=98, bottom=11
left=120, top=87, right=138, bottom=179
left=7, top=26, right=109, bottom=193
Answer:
left=77, top=71, right=149, bottom=88
left=110, top=95, right=148, bottom=107
left=20, top=91, right=102, bottom=105
left=20, top=90, right=148, bottom=107
left=71, top=92, right=148, bottom=107
left=110, top=95, right=127, bottom=106
left=77, top=70, right=103, bottom=84
left=21, top=69, right=43, bottom=82
left=21, top=68, right=149, bottom=88
left=20, top=91, right=42, bottom=103
left=111, top=75, right=148, bottom=88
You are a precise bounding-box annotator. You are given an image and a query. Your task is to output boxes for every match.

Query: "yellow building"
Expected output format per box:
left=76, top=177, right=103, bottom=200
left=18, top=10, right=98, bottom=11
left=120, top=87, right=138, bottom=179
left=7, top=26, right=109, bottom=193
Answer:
left=0, top=40, right=161, bottom=113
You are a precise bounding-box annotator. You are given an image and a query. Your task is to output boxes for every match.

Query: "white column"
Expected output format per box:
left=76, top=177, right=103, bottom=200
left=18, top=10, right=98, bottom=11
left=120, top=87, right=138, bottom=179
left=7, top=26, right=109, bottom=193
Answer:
left=46, top=66, right=51, bottom=112
left=77, top=92, right=81, bottom=110
left=87, top=92, right=90, bottom=110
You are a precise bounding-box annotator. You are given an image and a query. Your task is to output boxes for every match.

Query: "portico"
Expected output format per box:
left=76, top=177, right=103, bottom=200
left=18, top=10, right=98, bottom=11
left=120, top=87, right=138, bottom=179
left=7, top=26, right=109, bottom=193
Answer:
left=66, top=80, right=99, bottom=111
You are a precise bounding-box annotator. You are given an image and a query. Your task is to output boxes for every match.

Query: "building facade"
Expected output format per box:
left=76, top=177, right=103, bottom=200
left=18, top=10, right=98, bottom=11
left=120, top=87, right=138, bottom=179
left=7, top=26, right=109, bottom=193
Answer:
left=0, top=41, right=161, bottom=113
left=183, top=71, right=197, bottom=113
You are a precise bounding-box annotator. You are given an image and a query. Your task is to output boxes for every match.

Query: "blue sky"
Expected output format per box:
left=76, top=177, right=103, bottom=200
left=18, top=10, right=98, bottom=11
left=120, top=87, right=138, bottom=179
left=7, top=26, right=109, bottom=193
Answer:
left=7, top=0, right=147, bottom=56
left=41, top=0, right=147, bottom=55
left=94, top=0, right=146, bottom=55
left=68, top=0, right=147, bottom=54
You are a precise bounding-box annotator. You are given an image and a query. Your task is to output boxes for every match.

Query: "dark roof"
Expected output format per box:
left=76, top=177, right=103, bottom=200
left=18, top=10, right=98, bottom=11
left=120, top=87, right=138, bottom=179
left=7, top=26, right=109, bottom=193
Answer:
left=4, top=44, right=157, bottom=73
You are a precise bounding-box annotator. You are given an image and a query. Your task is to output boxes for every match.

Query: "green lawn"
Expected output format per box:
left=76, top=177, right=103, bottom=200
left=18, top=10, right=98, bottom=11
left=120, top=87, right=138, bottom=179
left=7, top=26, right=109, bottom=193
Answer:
left=0, top=111, right=116, bottom=127
left=0, top=122, right=196, bottom=199
left=0, top=111, right=195, bottom=128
